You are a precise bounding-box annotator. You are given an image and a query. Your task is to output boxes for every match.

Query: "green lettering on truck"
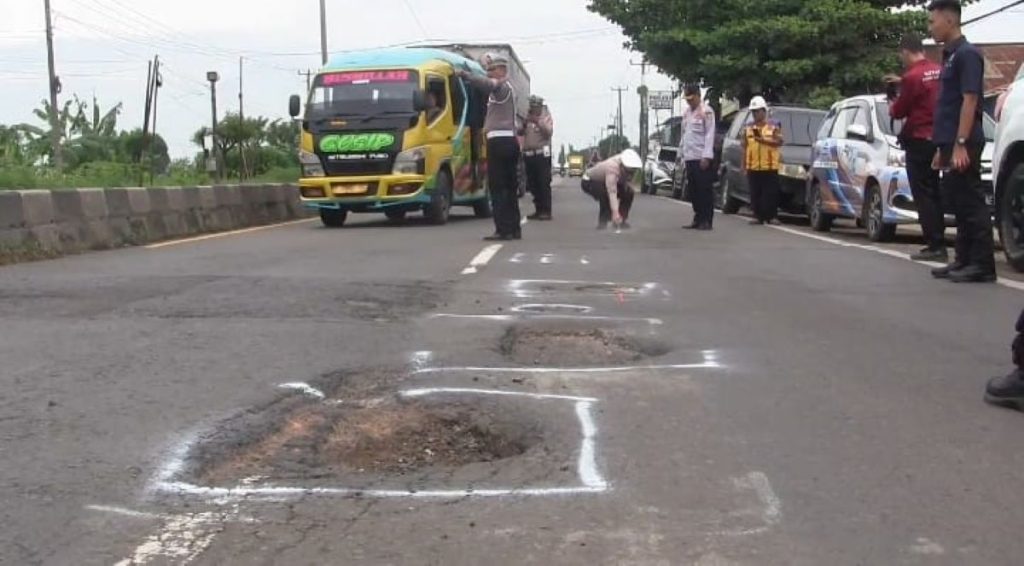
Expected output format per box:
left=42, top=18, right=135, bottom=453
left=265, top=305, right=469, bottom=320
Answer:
left=320, top=133, right=396, bottom=153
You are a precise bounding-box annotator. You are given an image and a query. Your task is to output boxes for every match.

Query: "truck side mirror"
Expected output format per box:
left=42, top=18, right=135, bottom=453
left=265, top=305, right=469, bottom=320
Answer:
left=289, top=95, right=301, bottom=118
left=412, top=90, right=428, bottom=113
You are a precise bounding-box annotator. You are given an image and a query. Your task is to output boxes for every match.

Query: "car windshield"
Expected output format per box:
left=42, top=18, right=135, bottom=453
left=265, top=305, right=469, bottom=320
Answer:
left=307, top=70, right=419, bottom=119
left=874, top=100, right=905, bottom=137
left=775, top=111, right=824, bottom=146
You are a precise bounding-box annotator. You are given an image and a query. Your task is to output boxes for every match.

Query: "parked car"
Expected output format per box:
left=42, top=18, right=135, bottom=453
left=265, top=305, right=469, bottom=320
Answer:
left=643, top=147, right=677, bottom=194
left=992, top=71, right=1024, bottom=271
left=717, top=106, right=827, bottom=215
left=808, top=94, right=994, bottom=242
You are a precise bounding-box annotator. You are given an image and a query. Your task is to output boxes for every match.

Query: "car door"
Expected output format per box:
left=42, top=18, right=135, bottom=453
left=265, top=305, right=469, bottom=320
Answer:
left=721, top=110, right=750, bottom=201
left=814, top=105, right=857, bottom=216
left=838, top=102, right=875, bottom=216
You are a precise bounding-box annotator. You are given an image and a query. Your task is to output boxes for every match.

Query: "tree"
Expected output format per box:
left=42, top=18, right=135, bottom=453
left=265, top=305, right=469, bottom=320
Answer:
left=193, top=114, right=298, bottom=179
left=599, top=134, right=631, bottom=160
left=588, top=0, right=953, bottom=107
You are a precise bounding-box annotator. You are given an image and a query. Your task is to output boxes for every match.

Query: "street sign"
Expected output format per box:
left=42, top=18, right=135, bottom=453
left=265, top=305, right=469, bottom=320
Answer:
left=649, top=91, right=674, bottom=110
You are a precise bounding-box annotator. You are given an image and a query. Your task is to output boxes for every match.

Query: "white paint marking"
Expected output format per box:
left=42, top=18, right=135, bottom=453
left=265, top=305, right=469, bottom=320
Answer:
left=910, top=537, right=946, bottom=555
left=509, top=252, right=525, bottom=263
left=461, top=244, right=502, bottom=276
left=144, top=218, right=316, bottom=249
left=113, top=511, right=228, bottom=565
left=580, top=256, right=590, bottom=265
left=461, top=266, right=477, bottom=275
left=430, top=313, right=515, bottom=321
left=715, top=471, right=782, bottom=537
left=575, top=401, right=607, bottom=488
left=277, top=382, right=325, bottom=399
left=413, top=362, right=718, bottom=375
left=521, top=217, right=529, bottom=226
left=410, top=350, right=433, bottom=370
left=431, top=312, right=663, bottom=325
left=540, top=254, right=554, bottom=264
left=151, top=389, right=607, bottom=501
left=402, top=387, right=598, bottom=403
left=510, top=303, right=594, bottom=314
left=768, top=224, right=1024, bottom=293
left=508, top=278, right=661, bottom=299
left=86, top=505, right=164, bottom=520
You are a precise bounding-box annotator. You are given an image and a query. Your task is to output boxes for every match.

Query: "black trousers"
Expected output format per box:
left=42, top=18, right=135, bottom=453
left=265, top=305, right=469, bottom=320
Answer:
left=581, top=179, right=633, bottom=224
left=940, top=144, right=995, bottom=270
left=748, top=170, right=781, bottom=222
left=525, top=154, right=552, bottom=215
left=686, top=160, right=715, bottom=227
left=903, top=138, right=944, bottom=250
left=487, top=137, right=522, bottom=237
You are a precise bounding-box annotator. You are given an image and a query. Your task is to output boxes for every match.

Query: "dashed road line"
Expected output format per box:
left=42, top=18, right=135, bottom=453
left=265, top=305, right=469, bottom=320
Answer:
left=461, top=243, right=503, bottom=275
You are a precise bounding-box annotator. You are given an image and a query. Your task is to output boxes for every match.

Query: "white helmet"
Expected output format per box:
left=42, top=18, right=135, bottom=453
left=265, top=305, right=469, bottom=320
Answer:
left=749, top=96, right=768, bottom=111
left=619, top=148, right=642, bottom=169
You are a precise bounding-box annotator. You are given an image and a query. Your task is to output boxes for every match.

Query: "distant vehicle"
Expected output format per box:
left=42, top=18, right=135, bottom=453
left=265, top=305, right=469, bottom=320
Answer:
left=717, top=106, right=826, bottom=215
left=808, top=94, right=993, bottom=242
left=567, top=154, right=586, bottom=177
left=992, top=70, right=1024, bottom=271
left=643, top=147, right=677, bottom=194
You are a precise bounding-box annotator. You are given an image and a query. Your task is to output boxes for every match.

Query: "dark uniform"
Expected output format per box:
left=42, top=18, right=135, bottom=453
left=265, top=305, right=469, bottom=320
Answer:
left=462, top=54, right=522, bottom=241
left=931, top=35, right=995, bottom=281
left=985, top=308, right=1024, bottom=409
left=523, top=97, right=554, bottom=220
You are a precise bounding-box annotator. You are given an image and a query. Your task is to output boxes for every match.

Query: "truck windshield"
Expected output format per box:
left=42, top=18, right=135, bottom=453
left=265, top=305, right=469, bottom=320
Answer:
left=308, top=70, right=419, bottom=119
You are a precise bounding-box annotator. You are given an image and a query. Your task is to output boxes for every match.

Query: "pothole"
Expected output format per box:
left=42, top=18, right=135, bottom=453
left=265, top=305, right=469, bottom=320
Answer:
left=501, top=326, right=671, bottom=366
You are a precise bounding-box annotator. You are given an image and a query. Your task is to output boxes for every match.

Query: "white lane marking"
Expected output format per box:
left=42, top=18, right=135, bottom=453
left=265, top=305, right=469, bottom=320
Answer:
left=510, top=252, right=525, bottom=263
left=580, top=256, right=590, bottom=265
left=716, top=471, right=782, bottom=537
left=86, top=505, right=164, bottom=520
left=277, top=382, right=325, bottom=399
left=430, top=312, right=663, bottom=325
left=144, top=218, right=316, bottom=249
left=768, top=224, right=1024, bottom=292
left=413, top=362, right=719, bottom=375
left=402, top=387, right=598, bottom=402
left=510, top=303, right=594, bottom=314
left=575, top=401, right=607, bottom=489
left=462, top=243, right=503, bottom=275
left=910, top=537, right=946, bottom=555
left=113, top=511, right=232, bottom=565
left=540, top=254, right=554, bottom=264
left=151, top=389, right=607, bottom=500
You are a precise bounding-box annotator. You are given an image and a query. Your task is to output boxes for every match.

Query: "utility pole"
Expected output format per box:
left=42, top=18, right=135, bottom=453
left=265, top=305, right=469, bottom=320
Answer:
left=239, top=56, right=248, bottom=181
left=298, top=69, right=313, bottom=92
left=207, top=71, right=222, bottom=181
left=43, top=0, right=63, bottom=168
left=319, top=0, right=328, bottom=65
left=631, top=59, right=650, bottom=167
left=611, top=87, right=627, bottom=154
left=150, top=57, right=161, bottom=183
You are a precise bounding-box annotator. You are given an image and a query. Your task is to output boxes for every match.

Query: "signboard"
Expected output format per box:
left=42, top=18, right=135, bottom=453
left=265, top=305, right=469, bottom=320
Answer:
left=649, top=90, right=675, bottom=110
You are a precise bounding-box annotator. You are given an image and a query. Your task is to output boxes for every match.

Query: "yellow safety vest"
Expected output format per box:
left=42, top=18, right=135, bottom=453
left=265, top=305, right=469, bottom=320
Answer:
left=745, top=123, right=782, bottom=172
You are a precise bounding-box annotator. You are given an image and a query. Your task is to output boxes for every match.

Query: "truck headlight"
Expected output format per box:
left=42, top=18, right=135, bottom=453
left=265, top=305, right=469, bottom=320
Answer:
left=393, top=147, right=427, bottom=175
left=779, top=163, right=807, bottom=180
left=299, top=150, right=325, bottom=177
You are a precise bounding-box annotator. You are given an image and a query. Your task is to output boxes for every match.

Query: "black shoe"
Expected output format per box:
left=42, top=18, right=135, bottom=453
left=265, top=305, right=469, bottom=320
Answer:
left=696, top=223, right=713, bottom=231
left=527, top=213, right=551, bottom=221
left=767, top=218, right=782, bottom=226
left=483, top=233, right=514, bottom=241
left=619, top=221, right=631, bottom=230
left=749, top=219, right=764, bottom=225
left=912, top=247, right=949, bottom=262
left=511, top=232, right=522, bottom=240
left=931, top=262, right=966, bottom=279
left=948, top=265, right=997, bottom=283
left=985, top=370, right=1024, bottom=410
left=597, top=222, right=608, bottom=231
left=684, top=223, right=700, bottom=230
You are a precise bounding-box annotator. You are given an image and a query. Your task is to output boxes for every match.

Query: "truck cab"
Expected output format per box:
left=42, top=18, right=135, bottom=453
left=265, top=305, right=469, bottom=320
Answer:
left=290, top=48, right=492, bottom=227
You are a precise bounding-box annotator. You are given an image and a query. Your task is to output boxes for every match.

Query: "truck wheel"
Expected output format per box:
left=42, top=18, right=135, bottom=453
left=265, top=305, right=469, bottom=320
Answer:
left=425, top=171, right=453, bottom=225
left=320, top=208, right=348, bottom=228
left=865, top=183, right=896, bottom=242
left=384, top=209, right=407, bottom=222
left=473, top=196, right=492, bottom=218
left=999, top=163, right=1024, bottom=272
left=808, top=181, right=834, bottom=232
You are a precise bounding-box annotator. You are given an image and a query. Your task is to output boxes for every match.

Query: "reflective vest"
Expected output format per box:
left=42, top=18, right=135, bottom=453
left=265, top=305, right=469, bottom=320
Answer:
left=745, top=122, right=782, bottom=172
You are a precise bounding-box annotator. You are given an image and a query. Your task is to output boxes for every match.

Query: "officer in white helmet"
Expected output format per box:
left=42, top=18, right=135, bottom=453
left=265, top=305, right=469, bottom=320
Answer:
left=741, top=95, right=785, bottom=225
left=580, top=148, right=643, bottom=230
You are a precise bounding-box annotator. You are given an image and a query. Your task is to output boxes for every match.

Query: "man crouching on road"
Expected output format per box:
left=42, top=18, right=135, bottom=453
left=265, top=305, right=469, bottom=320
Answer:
left=581, top=149, right=643, bottom=230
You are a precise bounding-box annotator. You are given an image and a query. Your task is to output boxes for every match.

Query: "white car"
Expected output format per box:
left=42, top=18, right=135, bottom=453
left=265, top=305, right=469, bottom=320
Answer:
left=992, top=65, right=1024, bottom=272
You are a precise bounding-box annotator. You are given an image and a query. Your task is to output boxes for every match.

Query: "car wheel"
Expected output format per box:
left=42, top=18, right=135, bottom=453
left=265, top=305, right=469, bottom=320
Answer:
left=320, top=208, right=348, bottom=228
left=808, top=181, right=834, bottom=232
left=424, top=171, right=453, bottom=225
left=721, top=176, right=742, bottom=215
left=384, top=209, right=407, bottom=222
left=865, top=183, right=896, bottom=242
left=999, top=162, right=1024, bottom=272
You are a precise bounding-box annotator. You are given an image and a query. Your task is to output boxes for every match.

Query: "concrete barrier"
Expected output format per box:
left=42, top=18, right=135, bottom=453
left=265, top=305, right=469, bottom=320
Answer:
left=0, top=184, right=307, bottom=260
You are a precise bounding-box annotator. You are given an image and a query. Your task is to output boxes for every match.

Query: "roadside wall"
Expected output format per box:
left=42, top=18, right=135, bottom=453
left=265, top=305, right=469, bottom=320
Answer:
left=0, top=184, right=309, bottom=256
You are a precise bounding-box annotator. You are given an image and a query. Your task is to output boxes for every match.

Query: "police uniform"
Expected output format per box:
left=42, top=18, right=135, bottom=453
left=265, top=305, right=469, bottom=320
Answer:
left=462, top=54, right=522, bottom=240
left=581, top=150, right=641, bottom=230
left=523, top=98, right=554, bottom=220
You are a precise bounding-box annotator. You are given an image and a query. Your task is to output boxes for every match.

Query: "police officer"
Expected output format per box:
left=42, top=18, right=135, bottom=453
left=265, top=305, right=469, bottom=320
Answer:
left=522, top=96, right=554, bottom=220
left=459, top=53, right=522, bottom=241
left=679, top=84, right=716, bottom=231
left=581, top=149, right=643, bottom=230
left=928, top=0, right=996, bottom=283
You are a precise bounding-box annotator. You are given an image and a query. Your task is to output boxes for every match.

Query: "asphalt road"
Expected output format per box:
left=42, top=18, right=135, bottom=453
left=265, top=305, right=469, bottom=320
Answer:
left=3, top=177, right=1024, bottom=566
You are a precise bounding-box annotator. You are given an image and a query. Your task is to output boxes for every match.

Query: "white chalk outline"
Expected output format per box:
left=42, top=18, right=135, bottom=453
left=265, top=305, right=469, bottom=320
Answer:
left=413, top=363, right=718, bottom=375
left=409, top=350, right=433, bottom=371
left=150, top=388, right=608, bottom=500
left=277, top=382, right=325, bottom=399
left=461, top=243, right=503, bottom=275
left=540, top=254, right=554, bottom=264
left=509, top=303, right=595, bottom=314
left=508, top=278, right=660, bottom=299
left=712, top=471, right=782, bottom=537
left=509, top=252, right=525, bottom=263
left=429, top=313, right=664, bottom=325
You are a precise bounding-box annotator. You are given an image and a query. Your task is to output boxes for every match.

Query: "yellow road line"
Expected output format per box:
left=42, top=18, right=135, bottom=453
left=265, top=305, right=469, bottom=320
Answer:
left=145, top=218, right=317, bottom=249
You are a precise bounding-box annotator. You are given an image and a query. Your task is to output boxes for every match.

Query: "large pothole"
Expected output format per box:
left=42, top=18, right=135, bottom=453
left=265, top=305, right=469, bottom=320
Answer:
left=501, top=325, right=671, bottom=366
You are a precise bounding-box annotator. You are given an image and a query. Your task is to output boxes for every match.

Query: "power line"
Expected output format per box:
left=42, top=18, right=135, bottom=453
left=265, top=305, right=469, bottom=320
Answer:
left=401, top=0, right=429, bottom=39
left=964, top=0, right=1024, bottom=26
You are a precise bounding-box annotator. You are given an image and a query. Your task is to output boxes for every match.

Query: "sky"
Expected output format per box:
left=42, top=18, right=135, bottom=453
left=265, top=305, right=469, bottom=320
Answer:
left=1, top=0, right=1021, bottom=159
